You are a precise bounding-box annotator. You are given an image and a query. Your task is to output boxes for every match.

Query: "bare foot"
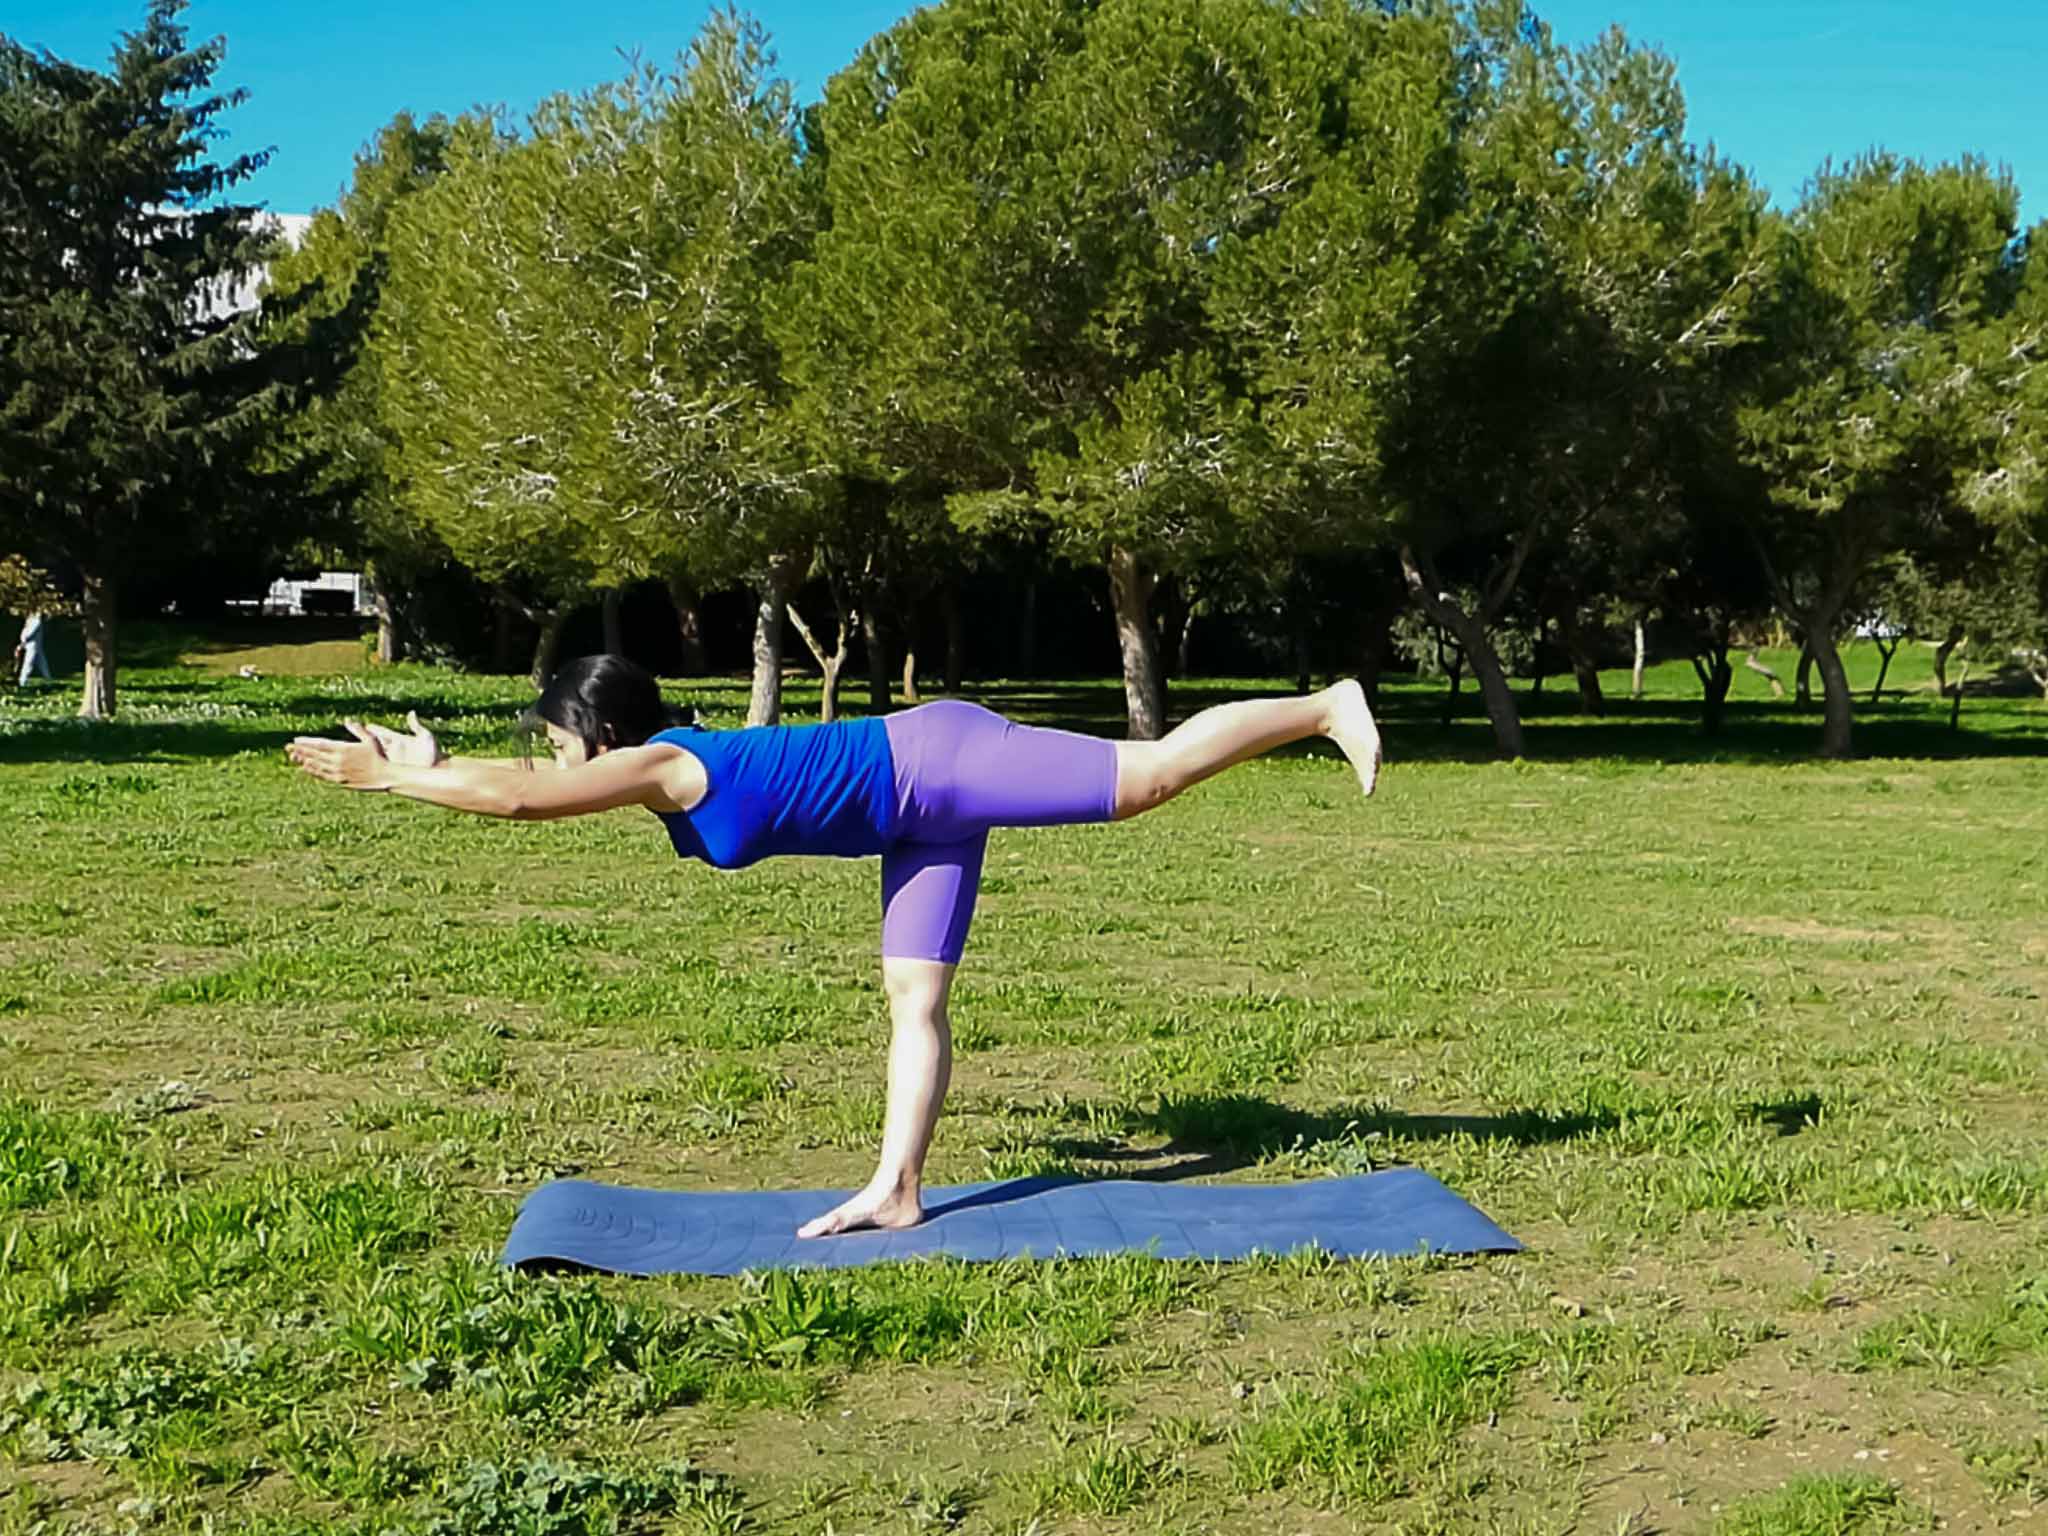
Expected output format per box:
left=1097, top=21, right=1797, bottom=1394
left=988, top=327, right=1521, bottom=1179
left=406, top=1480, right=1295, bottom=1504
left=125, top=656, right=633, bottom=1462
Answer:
left=1321, top=678, right=1382, bottom=797
left=796, top=1181, right=925, bottom=1238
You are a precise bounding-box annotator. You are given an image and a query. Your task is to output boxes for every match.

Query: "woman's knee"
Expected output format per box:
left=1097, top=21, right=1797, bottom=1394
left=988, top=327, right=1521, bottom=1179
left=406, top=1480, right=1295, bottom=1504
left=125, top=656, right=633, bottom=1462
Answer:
left=881, top=955, right=955, bottom=1015
left=1111, top=743, right=1174, bottom=820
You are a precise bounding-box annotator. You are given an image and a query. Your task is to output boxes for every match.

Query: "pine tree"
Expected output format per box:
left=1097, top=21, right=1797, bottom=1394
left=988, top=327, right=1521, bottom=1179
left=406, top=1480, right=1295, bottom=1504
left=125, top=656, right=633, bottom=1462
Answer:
left=0, top=0, right=284, bottom=716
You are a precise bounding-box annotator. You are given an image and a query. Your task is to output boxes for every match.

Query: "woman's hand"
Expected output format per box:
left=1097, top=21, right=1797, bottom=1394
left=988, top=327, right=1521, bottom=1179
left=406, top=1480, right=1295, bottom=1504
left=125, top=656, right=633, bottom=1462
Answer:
left=286, top=721, right=399, bottom=792
left=363, top=710, right=443, bottom=768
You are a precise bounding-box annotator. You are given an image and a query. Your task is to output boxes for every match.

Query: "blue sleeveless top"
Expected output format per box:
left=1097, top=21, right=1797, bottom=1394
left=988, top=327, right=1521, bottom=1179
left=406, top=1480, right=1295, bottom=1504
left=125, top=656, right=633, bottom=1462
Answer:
left=647, top=718, right=899, bottom=869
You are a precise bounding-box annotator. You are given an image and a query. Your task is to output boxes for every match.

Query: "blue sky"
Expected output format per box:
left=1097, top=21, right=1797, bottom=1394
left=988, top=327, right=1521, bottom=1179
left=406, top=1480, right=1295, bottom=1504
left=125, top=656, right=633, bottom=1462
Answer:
left=7, top=0, right=2042, bottom=220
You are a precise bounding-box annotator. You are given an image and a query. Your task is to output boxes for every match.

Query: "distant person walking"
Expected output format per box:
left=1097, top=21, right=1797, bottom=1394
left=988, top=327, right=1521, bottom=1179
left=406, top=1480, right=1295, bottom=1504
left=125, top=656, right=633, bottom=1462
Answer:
left=12, top=611, right=50, bottom=686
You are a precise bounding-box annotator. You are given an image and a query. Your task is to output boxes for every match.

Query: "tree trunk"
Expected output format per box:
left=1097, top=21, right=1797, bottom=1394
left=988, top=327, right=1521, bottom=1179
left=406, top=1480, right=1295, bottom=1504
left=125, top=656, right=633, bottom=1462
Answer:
left=942, top=581, right=964, bottom=693
left=368, top=573, right=399, bottom=665
left=861, top=608, right=892, bottom=712
left=1631, top=618, right=1647, bottom=700
left=1293, top=616, right=1312, bottom=696
left=601, top=587, right=625, bottom=658
left=1357, top=615, right=1386, bottom=712
left=1932, top=624, right=1964, bottom=697
left=900, top=641, right=920, bottom=705
left=493, top=591, right=520, bottom=674
left=1018, top=581, right=1037, bottom=678
left=1869, top=636, right=1898, bottom=704
left=1558, top=606, right=1604, bottom=715
left=1156, top=578, right=1188, bottom=683
left=748, top=555, right=802, bottom=726
left=1107, top=545, right=1165, bottom=739
left=786, top=600, right=850, bottom=723
left=1440, top=659, right=1463, bottom=728
left=529, top=609, right=568, bottom=691
left=666, top=576, right=708, bottom=675
left=78, top=567, right=117, bottom=720
left=1807, top=620, right=1855, bottom=758
left=1400, top=545, right=1523, bottom=758
left=1179, top=604, right=1199, bottom=678
left=1572, top=657, right=1605, bottom=716
left=1454, top=619, right=1522, bottom=753
left=1795, top=642, right=1815, bottom=707
left=1743, top=648, right=1785, bottom=698
left=820, top=655, right=845, bottom=720
left=1949, top=654, right=1972, bottom=730
left=1693, top=647, right=1733, bottom=734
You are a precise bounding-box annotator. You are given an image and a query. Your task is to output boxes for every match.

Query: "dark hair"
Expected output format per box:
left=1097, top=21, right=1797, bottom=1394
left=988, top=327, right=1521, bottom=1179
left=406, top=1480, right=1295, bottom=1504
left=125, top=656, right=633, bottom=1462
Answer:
left=522, top=654, right=695, bottom=760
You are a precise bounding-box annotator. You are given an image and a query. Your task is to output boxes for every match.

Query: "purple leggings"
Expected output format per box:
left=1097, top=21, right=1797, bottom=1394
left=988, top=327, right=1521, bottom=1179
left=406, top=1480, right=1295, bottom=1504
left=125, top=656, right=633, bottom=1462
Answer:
left=879, top=701, right=1120, bottom=964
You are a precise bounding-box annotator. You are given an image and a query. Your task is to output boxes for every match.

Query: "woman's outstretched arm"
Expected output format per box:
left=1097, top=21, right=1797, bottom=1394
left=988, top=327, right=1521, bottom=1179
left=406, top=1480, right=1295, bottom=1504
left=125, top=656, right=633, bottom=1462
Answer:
left=287, top=725, right=698, bottom=820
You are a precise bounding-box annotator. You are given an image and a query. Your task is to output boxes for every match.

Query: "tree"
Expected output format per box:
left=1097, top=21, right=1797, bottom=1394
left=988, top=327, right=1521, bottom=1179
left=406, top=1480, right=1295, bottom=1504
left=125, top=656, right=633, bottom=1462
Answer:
left=259, top=112, right=455, bottom=665
left=1734, top=156, right=2031, bottom=757
left=0, top=1, right=286, bottom=717
left=375, top=113, right=604, bottom=684
left=774, top=0, right=1082, bottom=716
left=589, top=13, right=824, bottom=724
left=377, top=16, right=821, bottom=704
left=786, top=0, right=1332, bottom=738
left=1383, top=12, right=1765, bottom=757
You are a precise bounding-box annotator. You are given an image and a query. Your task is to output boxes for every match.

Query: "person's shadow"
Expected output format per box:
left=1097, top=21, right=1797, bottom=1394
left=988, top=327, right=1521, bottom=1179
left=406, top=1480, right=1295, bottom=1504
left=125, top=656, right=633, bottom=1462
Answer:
left=1024, top=1092, right=1828, bottom=1183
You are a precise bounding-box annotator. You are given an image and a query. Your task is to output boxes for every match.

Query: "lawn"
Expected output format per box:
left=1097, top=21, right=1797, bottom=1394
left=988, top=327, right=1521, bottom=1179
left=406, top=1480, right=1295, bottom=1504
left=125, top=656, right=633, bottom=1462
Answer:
left=1, top=630, right=2043, bottom=1535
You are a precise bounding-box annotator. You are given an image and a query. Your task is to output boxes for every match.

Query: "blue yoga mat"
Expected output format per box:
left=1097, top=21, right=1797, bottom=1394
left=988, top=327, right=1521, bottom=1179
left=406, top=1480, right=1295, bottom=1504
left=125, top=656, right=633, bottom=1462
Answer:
left=499, top=1167, right=1521, bottom=1275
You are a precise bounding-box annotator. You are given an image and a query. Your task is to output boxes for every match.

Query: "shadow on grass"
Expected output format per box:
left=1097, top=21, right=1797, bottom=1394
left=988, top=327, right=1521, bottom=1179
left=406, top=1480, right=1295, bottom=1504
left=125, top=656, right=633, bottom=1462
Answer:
left=1048, top=1093, right=1622, bottom=1181
left=1042, top=1091, right=1833, bottom=1181
left=1746, top=1093, right=1826, bottom=1137
left=0, top=716, right=301, bottom=766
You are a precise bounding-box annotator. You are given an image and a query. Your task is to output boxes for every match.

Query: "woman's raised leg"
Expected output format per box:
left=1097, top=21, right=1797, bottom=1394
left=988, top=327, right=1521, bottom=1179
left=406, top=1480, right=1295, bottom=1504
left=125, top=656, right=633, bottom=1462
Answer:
left=1113, top=678, right=1380, bottom=820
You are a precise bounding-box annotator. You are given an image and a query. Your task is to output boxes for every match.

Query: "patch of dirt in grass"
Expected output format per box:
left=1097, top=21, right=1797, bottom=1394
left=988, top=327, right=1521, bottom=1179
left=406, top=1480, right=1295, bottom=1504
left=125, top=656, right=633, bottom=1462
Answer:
left=1578, top=1380, right=2021, bottom=1534
left=685, top=1374, right=1056, bottom=1530
left=4, top=1460, right=129, bottom=1527
left=180, top=638, right=369, bottom=677
left=1527, top=1211, right=2048, bottom=1530
left=1729, top=916, right=1908, bottom=946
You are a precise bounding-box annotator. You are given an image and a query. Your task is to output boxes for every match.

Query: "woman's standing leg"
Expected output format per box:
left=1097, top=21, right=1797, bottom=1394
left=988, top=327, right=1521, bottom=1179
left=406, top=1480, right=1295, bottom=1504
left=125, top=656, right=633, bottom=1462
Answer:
left=797, top=831, right=986, bottom=1238
left=796, top=956, right=956, bottom=1238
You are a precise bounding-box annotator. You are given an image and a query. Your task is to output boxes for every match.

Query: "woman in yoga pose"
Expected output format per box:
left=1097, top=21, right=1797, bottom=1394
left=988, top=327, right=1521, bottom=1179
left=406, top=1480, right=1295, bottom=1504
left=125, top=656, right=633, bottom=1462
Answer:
left=287, top=657, right=1382, bottom=1238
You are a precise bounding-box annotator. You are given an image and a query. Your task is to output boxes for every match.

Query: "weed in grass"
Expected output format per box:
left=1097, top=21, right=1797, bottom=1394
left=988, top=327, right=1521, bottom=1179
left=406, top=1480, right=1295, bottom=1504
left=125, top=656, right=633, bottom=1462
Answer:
left=1690, top=1397, right=1777, bottom=1440
left=1709, top=1473, right=1922, bottom=1535
left=0, top=1220, right=121, bottom=1351
left=406, top=1455, right=741, bottom=1536
left=1023, top=1432, right=1160, bottom=1517
left=1229, top=1335, right=1522, bottom=1504
left=894, top=1470, right=979, bottom=1531
left=1961, top=1433, right=2048, bottom=1503
left=268, top=1418, right=434, bottom=1503
left=0, top=1342, right=277, bottom=1467
left=114, top=1164, right=441, bottom=1313
left=334, top=1259, right=705, bottom=1422
left=1854, top=1307, right=2008, bottom=1374
left=0, top=1099, right=133, bottom=1210
left=434, top=1033, right=511, bottom=1092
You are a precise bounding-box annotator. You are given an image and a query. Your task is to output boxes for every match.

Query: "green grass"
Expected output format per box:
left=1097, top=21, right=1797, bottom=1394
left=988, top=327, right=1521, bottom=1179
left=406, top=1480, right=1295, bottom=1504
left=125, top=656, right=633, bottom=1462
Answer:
left=1711, top=1474, right=1922, bottom=1535
left=0, top=625, right=2043, bottom=1532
